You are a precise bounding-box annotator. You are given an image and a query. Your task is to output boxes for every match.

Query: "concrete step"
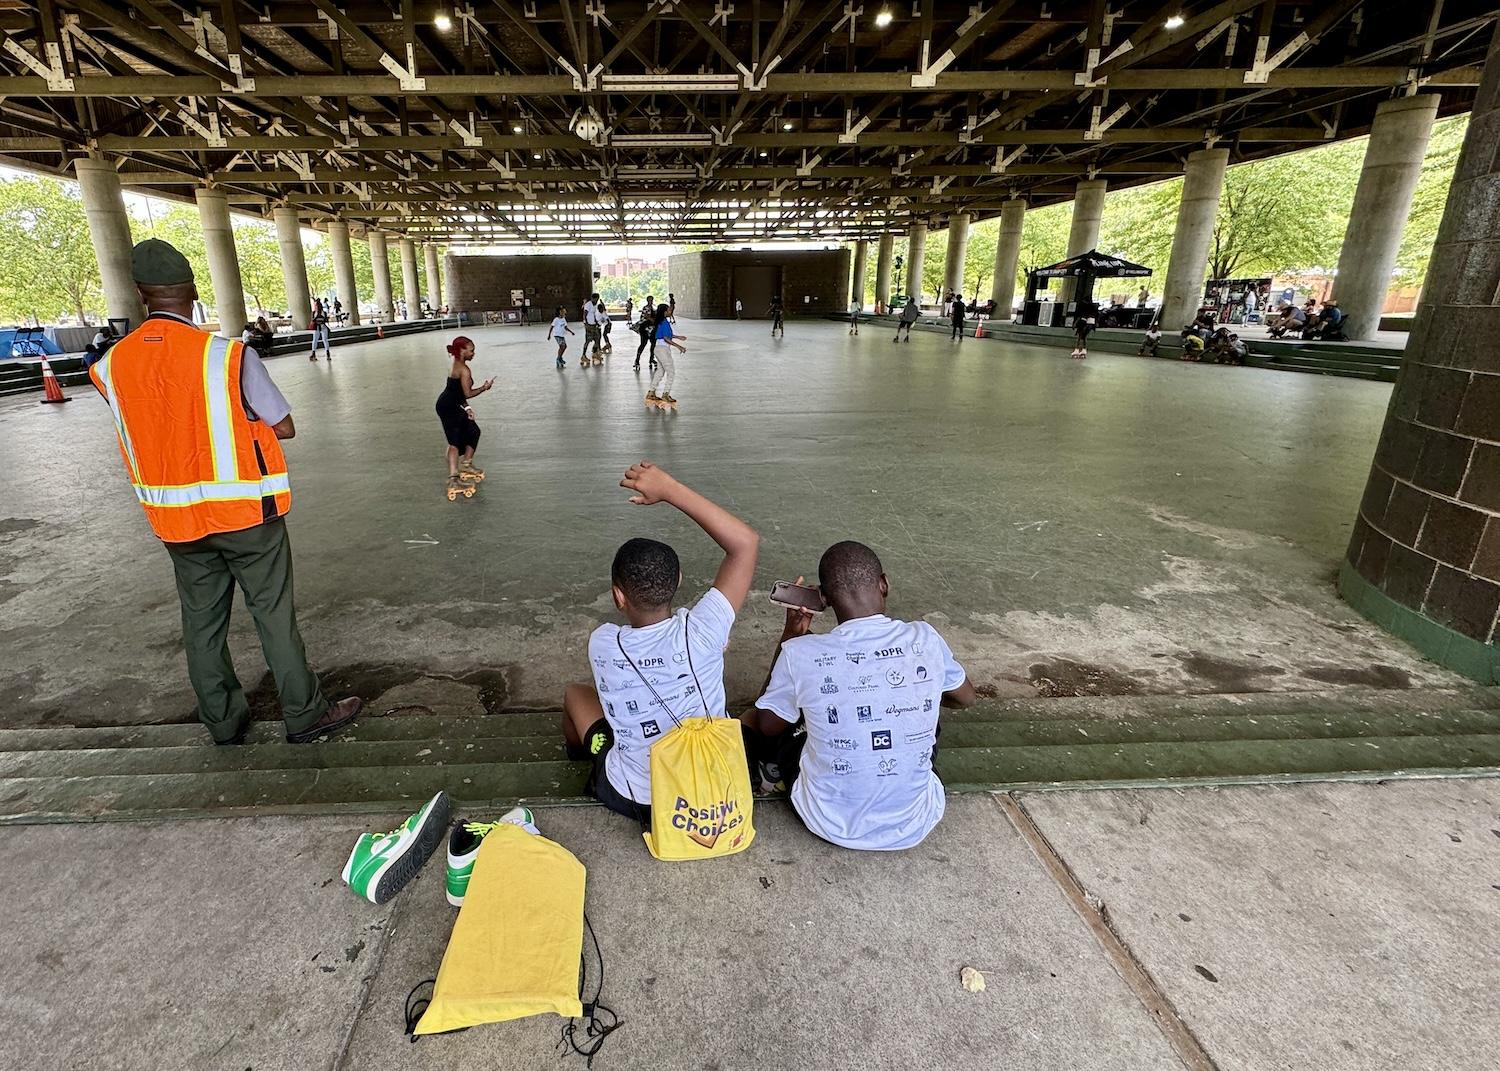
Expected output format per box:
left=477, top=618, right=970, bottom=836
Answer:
left=5, top=690, right=1499, bottom=823
left=1247, top=356, right=1390, bottom=381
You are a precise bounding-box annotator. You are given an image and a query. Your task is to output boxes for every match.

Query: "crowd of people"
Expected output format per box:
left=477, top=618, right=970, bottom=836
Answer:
left=1175, top=312, right=1250, bottom=364
left=1267, top=298, right=1346, bottom=340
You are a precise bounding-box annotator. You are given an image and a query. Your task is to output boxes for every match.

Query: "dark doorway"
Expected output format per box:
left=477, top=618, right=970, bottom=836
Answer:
left=732, top=266, right=781, bottom=318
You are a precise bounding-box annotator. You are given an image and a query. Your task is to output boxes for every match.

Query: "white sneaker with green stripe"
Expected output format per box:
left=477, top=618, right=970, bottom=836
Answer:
left=341, top=791, right=451, bottom=905
left=445, top=807, right=540, bottom=907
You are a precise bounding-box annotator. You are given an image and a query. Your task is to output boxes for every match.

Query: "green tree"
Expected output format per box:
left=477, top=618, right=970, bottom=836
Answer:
left=234, top=217, right=287, bottom=316
left=0, top=175, right=103, bottom=324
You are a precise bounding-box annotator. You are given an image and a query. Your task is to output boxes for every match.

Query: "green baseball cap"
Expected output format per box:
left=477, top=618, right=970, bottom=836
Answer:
left=131, top=238, right=194, bottom=285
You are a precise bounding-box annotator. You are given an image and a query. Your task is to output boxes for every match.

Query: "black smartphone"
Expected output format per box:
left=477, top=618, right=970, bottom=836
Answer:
left=769, top=581, right=825, bottom=612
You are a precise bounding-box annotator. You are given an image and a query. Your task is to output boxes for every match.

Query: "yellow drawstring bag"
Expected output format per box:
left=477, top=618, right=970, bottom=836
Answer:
left=616, top=619, right=756, bottom=862
left=642, top=714, right=757, bottom=861
left=413, top=824, right=585, bottom=1035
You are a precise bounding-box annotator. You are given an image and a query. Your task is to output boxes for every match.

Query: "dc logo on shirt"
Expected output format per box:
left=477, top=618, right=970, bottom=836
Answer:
left=819, top=676, right=839, bottom=694
left=871, top=730, right=893, bottom=750
left=641, top=720, right=661, bottom=739
left=626, top=700, right=639, bottom=714
left=856, top=705, right=873, bottom=723
left=885, top=669, right=906, bottom=687
left=915, top=665, right=929, bottom=682
left=826, top=706, right=839, bottom=724
left=878, top=758, right=898, bottom=776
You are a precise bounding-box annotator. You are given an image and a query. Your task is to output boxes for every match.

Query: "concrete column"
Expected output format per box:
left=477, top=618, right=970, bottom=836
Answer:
left=369, top=229, right=395, bottom=321
left=850, top=240, right=869, bottom=307
left=905, top=223, right=928, bottom=303
left=991, top=198, right=1026, bottom=315
left=1160, top=148, right=1230, bottom=330
left=442, top=250, right=457, bottom=309
left=399, top=237, right=421, bottom=319
left=1332, top=94, right=1442, bottom=339
left=943, top=212, right=971, bottom=298
left=423, top=242, right=441, bottom=309
left=193, top=187, right=247, bottom=336
left=272, top=206, right=312, bottom=329
left=73, top=158, right=145, bottom=327
left=327, top=219, right=361, bottom=326
left=875, top=234, right=895, bottom=311
left=1060, top=179, right=1107, bottom=305
left=1339, top=28, right=1500, bottom=682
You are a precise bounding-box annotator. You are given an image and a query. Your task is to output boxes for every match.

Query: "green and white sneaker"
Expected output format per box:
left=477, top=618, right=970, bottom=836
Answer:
left=341, top=791, right=451, bottom=905
left=445, top=807, right=540, bottom=907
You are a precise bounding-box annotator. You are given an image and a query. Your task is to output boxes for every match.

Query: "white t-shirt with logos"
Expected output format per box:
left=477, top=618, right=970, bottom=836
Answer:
left=550, top=316, right=568, bottom=340
left=757, top=614, right=966, bottom=851
left=589, top=587, right=737, bottom=804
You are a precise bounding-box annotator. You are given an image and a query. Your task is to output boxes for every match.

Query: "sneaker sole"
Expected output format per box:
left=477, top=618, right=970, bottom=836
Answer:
left=371, top=791, right=452, bottom=905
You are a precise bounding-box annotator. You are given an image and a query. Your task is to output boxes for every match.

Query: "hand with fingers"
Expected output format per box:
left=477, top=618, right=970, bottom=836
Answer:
left=620, top=460, right=680, bottom=506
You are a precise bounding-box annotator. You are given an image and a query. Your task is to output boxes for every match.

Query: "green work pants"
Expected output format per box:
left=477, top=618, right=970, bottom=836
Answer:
left=165, top=517, right=328, bottom=741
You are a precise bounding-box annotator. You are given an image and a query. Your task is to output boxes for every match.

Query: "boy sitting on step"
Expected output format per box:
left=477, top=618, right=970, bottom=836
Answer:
left=562, top=462, right=760, bottom=820
left=746, top=541, right=976, bottom=850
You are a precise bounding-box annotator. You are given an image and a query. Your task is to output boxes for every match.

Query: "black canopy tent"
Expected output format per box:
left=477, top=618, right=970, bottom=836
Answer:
left=1022, top=250, right=1153, bottom=326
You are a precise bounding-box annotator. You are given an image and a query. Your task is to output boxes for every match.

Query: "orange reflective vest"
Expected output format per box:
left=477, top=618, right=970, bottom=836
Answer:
left=90, top=315, right=291, bottom=544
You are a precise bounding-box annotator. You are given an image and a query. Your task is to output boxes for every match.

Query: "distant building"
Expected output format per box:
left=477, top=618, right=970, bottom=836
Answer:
left=601, top=256, right=666, bottom=277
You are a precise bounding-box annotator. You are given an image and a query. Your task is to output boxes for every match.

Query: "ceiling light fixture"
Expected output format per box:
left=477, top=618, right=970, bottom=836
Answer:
left=434, top=12, right=453, bottom=31
left=782, top=121, right=794, bottom=131
left=533, top=152, right=543, bottom=159
left=1164, top=14, right=1185, bottom=28
left=759, top=150, right=768, bottom=157
left=874, top=9, right=893, bottom=28
left=512, top=124, right=523, bottom=133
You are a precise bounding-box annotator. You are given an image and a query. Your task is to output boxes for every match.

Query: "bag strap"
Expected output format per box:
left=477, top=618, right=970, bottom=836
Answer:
left=613, top=610, right=711, bottom=730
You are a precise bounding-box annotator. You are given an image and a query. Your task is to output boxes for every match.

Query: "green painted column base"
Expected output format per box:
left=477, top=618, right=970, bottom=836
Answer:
left=1337, top=560, right=1500, bottom=684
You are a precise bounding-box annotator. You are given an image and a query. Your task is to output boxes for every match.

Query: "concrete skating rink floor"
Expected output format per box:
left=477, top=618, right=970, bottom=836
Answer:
left=0, top=316, right=1460, bottom=728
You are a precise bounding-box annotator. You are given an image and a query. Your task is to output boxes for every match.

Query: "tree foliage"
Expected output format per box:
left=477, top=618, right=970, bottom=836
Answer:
left=0, top=175, right=103, bottom=324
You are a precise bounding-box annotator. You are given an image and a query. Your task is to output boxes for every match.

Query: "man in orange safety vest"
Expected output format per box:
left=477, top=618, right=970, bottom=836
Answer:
left=91, top=239, right=360, bottom=744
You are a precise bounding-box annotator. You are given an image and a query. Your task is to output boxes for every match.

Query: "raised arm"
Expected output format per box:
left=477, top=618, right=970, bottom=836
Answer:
left=620, top=461, right=760, bottom=611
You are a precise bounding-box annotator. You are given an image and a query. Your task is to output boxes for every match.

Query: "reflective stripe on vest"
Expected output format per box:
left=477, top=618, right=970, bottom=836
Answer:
left=97, top=348, right=143, bottom=484
left=132, top=473, right=292, bottom=508
left=202, top=335, right=240, bottom=483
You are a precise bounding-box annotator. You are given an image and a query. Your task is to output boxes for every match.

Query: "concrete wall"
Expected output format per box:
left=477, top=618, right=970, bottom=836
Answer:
left=667, top=249, right=851, bottom=319
left=445, top=253, right=594, bottom=320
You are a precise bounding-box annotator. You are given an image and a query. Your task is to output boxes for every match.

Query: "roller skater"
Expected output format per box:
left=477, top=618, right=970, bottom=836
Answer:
left=768, top=294, right=785, bottom=338
left=435, top=336, right=493, bottom=499
left=634, top=293, right=658, bottom=371
left=309, top=297, right=332, bottom=361
left=894, top=295, right=920, bottom=342
left=1071, top=311, right=1095, bottom=360
left=645, top=303, right=687, bottom=409
left=547, top=306, right=574, bottom=369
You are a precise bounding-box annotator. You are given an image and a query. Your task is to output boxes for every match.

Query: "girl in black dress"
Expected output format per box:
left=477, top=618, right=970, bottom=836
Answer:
left=634, top=293, right=658, bottom=371
left=435, top=336, right=494, bottom=499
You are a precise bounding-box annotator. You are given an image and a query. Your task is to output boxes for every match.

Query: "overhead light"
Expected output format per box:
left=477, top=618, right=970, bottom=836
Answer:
left=512, top=124, right=523, bottom=133
left=759, top=150, right=768, bottom=157
left=434, top=12, right=453, bottom=31
left=532, top=152, right=543, bottom=159
left=874, top=9, right=893, bottom=28
left=782, top=121, right=794, bottom=131
left=1165, top=14, right=1185, bottom=28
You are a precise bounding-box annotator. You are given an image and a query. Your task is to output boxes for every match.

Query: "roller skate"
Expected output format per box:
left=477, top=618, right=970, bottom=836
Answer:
left=556, top=355, right=565, bottom=369
left=644, top=390, right=661, bottom=407
left=459, top=460, right=485, bottom=483
left=580, top=357, right=590, bottom=367
left=592, top=354, right=604, bottom=365
left=445, top=475, right=475, bottom=500
left=656, top=393, right=678, bottom=410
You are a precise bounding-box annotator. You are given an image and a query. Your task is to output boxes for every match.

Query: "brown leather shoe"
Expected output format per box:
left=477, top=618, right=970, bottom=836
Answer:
left=286, top=696, right=362, bottom=744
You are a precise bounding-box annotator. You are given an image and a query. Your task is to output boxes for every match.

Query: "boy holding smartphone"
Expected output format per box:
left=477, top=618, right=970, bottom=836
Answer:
left=561, top=462, right=760, bottom=820
left=748, top=541, right=976, bottom=850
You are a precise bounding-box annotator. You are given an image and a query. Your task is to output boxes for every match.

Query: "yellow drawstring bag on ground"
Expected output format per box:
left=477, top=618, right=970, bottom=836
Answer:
left=413, top=824, right=585, bottom=1035
left=643, top=715, right=756, bottom=861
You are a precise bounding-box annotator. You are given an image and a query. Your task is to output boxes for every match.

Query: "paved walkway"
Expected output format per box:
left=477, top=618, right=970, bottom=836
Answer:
left=4, top=778, right=1495, bottom=1070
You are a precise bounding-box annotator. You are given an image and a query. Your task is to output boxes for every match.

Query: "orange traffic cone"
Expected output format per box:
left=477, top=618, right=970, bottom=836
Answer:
left=40, top=357, right=70, bottom=404
left=974, top=319, right=985, bottom=338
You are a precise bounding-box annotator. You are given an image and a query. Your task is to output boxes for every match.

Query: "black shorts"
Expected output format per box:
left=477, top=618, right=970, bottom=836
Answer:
left=435, top=400, right=480, bottom=450
left=583, top=718, right=650, bottom=822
